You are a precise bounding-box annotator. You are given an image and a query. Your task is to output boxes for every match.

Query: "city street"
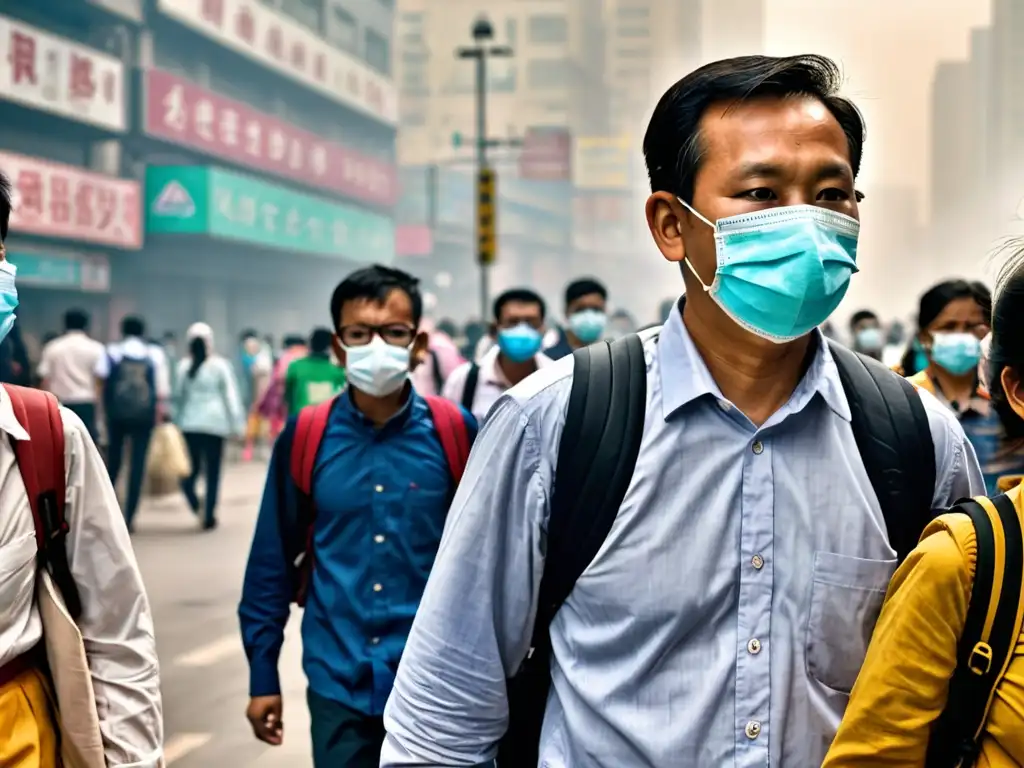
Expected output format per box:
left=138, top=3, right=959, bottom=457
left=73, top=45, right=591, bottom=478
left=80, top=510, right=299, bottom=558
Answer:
left=132, top=461, right=313, bottom=766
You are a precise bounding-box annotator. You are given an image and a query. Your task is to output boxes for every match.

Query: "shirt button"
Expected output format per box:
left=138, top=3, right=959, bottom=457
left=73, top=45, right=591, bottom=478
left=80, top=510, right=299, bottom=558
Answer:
left=370, top=637, right=380, bottom=645
left=751, top=554, right=764, bottom=570
left=373, top=583, right=383, bottom=593
left=375, top=484, right=384, bottom=493
left=752, top=440, right=764, bottom=455
left=747, top=638, right=762, bottom=655
left=745, top=720, right=761, bottom=739
left=374, top=534, right=386, bottom=544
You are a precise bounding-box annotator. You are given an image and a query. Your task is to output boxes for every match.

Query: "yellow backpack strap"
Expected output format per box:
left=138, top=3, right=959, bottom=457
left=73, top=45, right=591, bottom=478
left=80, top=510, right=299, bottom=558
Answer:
left=926, top=494, right=1024, bottom=767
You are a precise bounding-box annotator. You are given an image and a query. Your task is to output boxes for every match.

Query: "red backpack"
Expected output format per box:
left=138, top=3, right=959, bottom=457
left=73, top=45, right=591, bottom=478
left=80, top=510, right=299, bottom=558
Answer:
left=287, top=394, right=471, bottom=606
left=4, top=385, right=82, bottom=620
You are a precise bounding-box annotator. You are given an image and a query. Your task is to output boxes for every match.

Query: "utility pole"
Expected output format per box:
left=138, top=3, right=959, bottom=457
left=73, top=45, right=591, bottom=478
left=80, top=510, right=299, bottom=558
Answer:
left=457, top=17, right=513, bottom=321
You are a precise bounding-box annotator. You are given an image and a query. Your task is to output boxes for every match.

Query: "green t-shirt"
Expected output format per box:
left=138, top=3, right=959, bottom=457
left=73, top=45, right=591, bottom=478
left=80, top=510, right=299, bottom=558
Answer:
left=284, top=354, right=346, bottom=414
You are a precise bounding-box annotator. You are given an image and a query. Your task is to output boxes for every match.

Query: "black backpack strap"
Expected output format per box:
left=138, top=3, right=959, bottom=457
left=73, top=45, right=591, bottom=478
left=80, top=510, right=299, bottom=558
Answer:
left=829, top=340, right=937, bottom=562
left=429, top=349, right=443, bottom=393
left=499, top=333, right=648, bottom=766
left=461, top=363, right=480, bottom=413
left=926, top=494, right=1024, bottom=768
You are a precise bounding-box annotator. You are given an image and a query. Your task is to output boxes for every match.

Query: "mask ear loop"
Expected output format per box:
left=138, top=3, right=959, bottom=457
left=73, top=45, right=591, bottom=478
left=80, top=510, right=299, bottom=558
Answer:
left=676, top=198, right=716, bottom=292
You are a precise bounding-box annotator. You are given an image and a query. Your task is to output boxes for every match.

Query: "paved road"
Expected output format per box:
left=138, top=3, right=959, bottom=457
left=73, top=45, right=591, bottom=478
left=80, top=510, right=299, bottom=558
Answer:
left=132, top=461, right=314, bottom=766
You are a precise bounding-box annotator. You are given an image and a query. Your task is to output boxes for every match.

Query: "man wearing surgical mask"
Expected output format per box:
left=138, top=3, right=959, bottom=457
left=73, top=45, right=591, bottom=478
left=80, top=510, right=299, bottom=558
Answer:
left=543, top=278, right=609, bottom=360
left=381, top=55, right=982, bottom=767
left=239, top=264, right=476, bottom=767
left=442, top=288, right=551, bottom=423
left=849, top=309, right=884, bottom=360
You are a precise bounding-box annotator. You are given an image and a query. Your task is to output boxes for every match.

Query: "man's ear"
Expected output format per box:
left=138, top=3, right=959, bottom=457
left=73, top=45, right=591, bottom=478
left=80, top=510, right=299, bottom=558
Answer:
left=646, top=192, right=687, bottom=265
left=332, top=334, right=346, bottom=367
left=409, top=331, right=429, bottom=371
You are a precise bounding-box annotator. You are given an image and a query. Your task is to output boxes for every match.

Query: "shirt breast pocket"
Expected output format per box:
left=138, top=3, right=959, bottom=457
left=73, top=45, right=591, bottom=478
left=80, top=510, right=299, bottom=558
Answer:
left=401, top=482, right=449, bottom=562
left=805, top=551, right=896, bottom=694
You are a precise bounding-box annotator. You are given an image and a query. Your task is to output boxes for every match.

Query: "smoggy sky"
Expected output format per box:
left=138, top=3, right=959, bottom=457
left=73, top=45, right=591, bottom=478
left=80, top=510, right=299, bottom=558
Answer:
left=764, top=0, right=990, bottom=221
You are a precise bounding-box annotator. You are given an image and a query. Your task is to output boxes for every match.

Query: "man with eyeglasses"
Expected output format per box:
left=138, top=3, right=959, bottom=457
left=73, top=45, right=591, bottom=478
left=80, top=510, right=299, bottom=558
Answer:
left=238, top=264, right=477, bottom=768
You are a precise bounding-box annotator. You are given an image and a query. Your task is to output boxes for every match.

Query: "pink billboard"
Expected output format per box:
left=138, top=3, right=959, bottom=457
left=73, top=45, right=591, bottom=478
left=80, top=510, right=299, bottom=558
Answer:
left=143, top=68, right=397, bottom=207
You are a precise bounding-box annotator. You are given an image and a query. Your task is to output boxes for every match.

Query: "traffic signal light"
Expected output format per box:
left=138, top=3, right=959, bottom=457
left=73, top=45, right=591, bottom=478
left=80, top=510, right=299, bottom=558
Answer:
left=477, top=167, right=496, bottom=265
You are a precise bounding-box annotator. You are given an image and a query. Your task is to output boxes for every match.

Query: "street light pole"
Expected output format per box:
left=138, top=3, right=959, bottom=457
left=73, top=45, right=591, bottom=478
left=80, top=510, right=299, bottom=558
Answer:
left=457, top=17, right=513, bottom=322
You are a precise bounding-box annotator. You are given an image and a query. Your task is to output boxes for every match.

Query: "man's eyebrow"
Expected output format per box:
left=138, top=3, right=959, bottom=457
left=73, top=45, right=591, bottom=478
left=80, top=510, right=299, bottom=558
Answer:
left=812, top=162, right=854, bottom=182
left=731, top=161, right=785, bottom=180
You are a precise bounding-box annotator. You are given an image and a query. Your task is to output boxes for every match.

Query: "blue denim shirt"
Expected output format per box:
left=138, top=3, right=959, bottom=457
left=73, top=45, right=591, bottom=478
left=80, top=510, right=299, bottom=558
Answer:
left=239, top=388, right=476, bottom=715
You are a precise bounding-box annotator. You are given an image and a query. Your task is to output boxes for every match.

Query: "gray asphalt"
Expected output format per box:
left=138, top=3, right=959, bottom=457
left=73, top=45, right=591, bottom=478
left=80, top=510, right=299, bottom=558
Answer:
left=132, top=460, right=314, bottom=766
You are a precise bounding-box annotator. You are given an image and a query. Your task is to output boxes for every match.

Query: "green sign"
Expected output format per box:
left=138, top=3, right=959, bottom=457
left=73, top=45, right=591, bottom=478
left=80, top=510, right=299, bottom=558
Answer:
left=7, top=251, right=110, bottom=292
left=145, top=166, right=395, bottom=263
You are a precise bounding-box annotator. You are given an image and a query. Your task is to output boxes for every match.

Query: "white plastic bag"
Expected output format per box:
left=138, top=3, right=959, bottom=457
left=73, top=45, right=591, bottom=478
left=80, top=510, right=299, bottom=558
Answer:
left=144, top=423, right=192, bottom=497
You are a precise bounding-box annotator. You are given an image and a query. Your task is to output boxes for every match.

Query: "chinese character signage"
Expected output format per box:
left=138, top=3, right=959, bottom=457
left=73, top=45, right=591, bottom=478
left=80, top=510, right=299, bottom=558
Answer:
left=145, top=166, right=394, bottom=263
left=0, top=16, right=125, bottom=132
left=2, top=152, right=141, bottom=249
left=156, top=0, right=397, bottom=127
left=143, top=69, right=397, bottom=207
left=7, top=250, right=111, bottom=292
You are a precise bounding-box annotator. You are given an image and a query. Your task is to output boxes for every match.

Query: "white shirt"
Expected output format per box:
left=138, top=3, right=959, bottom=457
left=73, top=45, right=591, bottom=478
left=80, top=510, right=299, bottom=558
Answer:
left=442, top=344, right=552, bottom=423
left=37, top=330, right=105, bottom=404
left=0, top=390, right=163, bottom=765
left=94, top=337, right=172, bottom=400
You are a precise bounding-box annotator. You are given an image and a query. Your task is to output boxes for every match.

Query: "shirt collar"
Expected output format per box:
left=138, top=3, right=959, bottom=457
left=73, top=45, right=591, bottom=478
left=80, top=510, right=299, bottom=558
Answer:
left=658, top=304, right=850, bottom=423
left=339, top=381, right=419, bottom=432
left=481, top=344, right=552, bottom=387
left=0, top=387, right=31, bottom=441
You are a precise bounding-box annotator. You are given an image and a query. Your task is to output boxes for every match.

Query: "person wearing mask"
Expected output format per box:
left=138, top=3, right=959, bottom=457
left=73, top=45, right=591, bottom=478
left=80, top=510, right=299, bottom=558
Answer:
left=380, top=54, right=983, bottom=767
left=37, top=309, right=105, bottom=440
left=0, top=171, right=164, bottom=765
left=239, top=265, right=476, bottom=767
left=442, top=288, right=551, bottom=423
left=284, top=327, right=347, bottom=416
left=849, top=309, right=885, bottom=360
left=823, top=246, right=1024, bottom=766
left=95, top=315, right=171, bottom=532
left=903, top=280, right=1014, bottom=492
left=175, top=322, right=245, bottom=531
left=544, top=278, right=609, bottom=360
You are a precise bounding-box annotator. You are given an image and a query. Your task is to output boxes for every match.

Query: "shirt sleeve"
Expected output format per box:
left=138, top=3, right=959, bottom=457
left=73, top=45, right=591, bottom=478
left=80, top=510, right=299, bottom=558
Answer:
left=381, top=394, right=548, bottom=766
left=150, top=346, right=172, bottom=400
left=822, top=513, right=974, bottom=766
left=94, top=348, right=111, bottom=380
left=441, top=362, right=469, bottom=405
left=220, top=358, right=246, bottom=435
left=238, top=424, right=296, bottom=697
left=63, top=408, right=164, bottom=765
left=920, top=386, right=987, bottom=507
left=37, top=342, right=53, bottom=379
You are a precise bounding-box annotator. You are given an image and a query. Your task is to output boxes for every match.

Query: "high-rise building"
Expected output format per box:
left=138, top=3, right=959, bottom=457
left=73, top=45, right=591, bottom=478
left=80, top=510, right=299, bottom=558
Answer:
left=988, top=0, right=1024, bottom=229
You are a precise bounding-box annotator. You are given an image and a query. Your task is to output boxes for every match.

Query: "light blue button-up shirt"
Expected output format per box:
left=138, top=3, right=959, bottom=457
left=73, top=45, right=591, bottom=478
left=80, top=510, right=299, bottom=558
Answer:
left=381, top=307, right=985, bottom=768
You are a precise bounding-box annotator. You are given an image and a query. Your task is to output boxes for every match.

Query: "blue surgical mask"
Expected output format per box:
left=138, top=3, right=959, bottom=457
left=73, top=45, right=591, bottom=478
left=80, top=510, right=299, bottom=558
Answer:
left=0, top=261, right=18, bottom=344
left=497, top=323, right=543, bottom=363
left=568, top=309, right=607, bottom=344
left=930, top=332, right=982, bottom=376
left=342, top=336, right=411, bottom=397
left=679, top=201, right=860, bottom=342
left=855, top=327, right=884, bottom=353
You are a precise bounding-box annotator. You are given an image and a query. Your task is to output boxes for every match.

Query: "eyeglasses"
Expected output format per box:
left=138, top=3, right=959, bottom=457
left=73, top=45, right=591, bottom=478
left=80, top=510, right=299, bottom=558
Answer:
left=338, top=323, right=416, bottom=348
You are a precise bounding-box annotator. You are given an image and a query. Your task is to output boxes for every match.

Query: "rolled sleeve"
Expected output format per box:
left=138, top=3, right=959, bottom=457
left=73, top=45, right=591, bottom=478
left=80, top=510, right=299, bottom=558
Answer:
left=63, top=407, right=164, bottom=765
left=381, top=393, right=548, bottom=766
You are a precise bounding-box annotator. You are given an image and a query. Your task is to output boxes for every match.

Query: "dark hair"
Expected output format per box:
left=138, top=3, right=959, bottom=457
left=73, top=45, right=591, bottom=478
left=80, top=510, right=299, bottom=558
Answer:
left=643, top=55, right=865, bottom=203
left=971, top=280, right=993, bottom=322
left=493, top=288, right=546, bottom=322
left=240, top=328, right=259, bottom=342
left=64, top=309, right=89, bottom=332
left=989, top=245, right=1024, bottom=441
left=899, top=279, right=978, bottom=377
left=0, top=171, right=11, bottom=242
left=283, top=334, right=306, bottom=348
left=309, top=327, right=333, bottom=355
left=121, top=315, right=145, bottom=339
left=565, top=278, right=607, bottom=307
left=329, top=264, right=423, bottom=332
left=187, top=336, right=207, bottom=379
left=849, top=310, right=878, bottom=329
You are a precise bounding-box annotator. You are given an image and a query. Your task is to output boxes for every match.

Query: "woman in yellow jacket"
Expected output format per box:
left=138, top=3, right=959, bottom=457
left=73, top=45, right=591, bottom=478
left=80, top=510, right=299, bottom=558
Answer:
left=823, top=254, right=1024, bottom=766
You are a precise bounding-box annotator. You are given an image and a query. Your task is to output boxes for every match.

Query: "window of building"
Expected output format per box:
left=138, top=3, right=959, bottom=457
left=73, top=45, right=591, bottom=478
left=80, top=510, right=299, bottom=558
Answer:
left=527, top=58, right=570, bottom=89
left=617, top=47, right=649, bottom=59
left=617, top=4, right=650, bottom=19
left=402, top=68, right=430, bottom=96
left=528, top=14, right=568, bottom=44
left=505, top=17, right=518, bottom=48
left=327, top=6, right=358, bottom=53
left=365, top=29, right=391, bottom=76
left=281, top=0, right=321, bottom=31
left=617, top=25, right=650, bottom=38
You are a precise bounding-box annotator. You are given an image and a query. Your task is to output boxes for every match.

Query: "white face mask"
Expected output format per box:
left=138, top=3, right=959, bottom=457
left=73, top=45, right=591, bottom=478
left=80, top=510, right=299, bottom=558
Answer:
left=342, top=336, right=411, bottom=397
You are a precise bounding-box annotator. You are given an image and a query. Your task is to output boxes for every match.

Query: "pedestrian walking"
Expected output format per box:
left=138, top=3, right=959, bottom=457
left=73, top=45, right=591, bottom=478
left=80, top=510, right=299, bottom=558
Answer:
left=37, top=309, right=105, bottom=440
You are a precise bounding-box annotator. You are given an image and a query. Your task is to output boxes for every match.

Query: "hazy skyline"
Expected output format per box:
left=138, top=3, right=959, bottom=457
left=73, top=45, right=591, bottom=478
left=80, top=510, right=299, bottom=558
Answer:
left=764, top=0, right=991, bottom=222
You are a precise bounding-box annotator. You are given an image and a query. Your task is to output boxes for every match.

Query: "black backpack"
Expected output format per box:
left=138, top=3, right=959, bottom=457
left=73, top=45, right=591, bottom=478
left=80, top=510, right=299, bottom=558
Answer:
left=498, top=329, right=937, bottom=766
left=106, top=354, right=156, bottom=427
